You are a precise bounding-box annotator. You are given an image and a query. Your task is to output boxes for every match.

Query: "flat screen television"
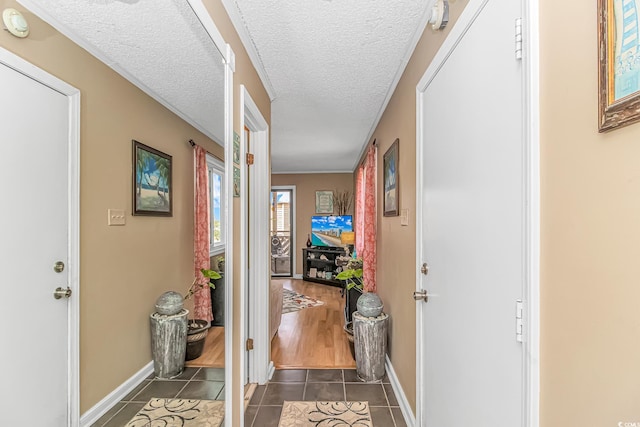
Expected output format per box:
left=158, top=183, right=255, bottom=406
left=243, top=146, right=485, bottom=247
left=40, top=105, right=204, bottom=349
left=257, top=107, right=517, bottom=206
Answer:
left=311, top=215, right=353, bottom=247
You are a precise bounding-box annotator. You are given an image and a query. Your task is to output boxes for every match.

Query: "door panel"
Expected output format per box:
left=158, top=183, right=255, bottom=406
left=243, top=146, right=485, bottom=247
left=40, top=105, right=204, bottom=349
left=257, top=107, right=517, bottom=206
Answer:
left=419, top=0, right=524, bottom=425
left=0, top=62, right=70, bottom=425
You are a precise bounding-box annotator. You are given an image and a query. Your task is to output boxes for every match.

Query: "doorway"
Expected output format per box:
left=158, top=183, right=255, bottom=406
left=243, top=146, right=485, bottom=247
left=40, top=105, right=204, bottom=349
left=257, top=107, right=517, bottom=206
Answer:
left=0, top=48, right=81, bottom=425
left=270, top=187, right=295, bottom=277
left=415, top=0, right=539, bottom=425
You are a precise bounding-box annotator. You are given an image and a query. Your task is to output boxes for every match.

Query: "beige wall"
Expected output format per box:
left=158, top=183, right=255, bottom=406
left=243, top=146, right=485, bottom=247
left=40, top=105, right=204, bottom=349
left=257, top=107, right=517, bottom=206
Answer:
left=359, top=2, right=469, bottom=412
left=271, top=174, right=354, bottom=275
left=540, top=0, right=640, bottom=424
left=0, top=0, right=223, bottom=412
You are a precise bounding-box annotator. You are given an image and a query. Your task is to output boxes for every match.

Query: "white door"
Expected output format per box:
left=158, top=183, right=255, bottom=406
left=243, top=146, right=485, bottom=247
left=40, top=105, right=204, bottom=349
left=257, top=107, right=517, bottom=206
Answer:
left=417, top=0, right=525, bottom=425
left=0, top=55, right=74, bottom=425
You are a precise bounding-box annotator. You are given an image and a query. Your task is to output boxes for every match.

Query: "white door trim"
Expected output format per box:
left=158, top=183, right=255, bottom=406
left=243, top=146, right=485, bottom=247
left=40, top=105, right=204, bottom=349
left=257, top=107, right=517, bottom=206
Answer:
left=271, top=185, right=296, bottom=277
left=414, top=0, right=539, bottom=426
left=0, top=47, right=81, bottom=426
left=239, top=85, right=271, bottom=426
left=222, top=43, right=235, bottom=427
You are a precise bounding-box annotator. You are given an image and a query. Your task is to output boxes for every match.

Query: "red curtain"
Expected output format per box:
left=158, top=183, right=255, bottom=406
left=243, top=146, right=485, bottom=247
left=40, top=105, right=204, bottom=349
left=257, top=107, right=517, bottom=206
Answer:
left=194, top=145, right=213, bottom=321
left=356, top=144, right=377, bottom=293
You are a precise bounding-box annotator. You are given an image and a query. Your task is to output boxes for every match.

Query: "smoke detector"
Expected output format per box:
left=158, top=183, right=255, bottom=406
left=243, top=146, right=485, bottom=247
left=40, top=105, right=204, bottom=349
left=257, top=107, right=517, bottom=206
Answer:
left=3, top=8, right=29, bottom=38
left=429, top=0, right=449, bottom=31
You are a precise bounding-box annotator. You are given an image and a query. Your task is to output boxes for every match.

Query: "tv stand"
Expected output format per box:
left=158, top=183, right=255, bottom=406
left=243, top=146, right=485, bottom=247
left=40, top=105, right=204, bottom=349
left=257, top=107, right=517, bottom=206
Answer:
left=302, top=247, right=346, bottom=287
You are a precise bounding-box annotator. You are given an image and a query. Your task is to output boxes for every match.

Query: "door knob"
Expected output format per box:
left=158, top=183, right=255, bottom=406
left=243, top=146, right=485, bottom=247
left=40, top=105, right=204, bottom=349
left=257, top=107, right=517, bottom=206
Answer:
left=53, top=287, right=72, bottom=299
left=413, top=290, right=430, bottom=302
left=420, top=263, right=429, bottom=275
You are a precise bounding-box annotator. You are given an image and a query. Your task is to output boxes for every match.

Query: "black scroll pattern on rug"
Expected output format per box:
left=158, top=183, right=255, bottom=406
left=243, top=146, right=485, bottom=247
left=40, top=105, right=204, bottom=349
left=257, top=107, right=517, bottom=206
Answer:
left=127, top=398, right=201, bottom=427
left=308, top=402, right=371, bottom=427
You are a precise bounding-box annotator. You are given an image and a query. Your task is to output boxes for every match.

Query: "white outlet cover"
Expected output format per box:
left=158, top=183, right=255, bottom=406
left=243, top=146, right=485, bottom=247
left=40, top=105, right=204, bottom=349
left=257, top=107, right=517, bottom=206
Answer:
left=108, top=209, right=126, bottom=226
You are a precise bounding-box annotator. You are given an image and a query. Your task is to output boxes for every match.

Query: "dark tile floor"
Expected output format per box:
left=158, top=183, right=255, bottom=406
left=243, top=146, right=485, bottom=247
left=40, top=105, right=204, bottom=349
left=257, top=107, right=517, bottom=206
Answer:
left=246, top=369, right=408, bottom=427
left=92, top=367, right=225, bottom=427
left=93, top=367, right=407, bottom=426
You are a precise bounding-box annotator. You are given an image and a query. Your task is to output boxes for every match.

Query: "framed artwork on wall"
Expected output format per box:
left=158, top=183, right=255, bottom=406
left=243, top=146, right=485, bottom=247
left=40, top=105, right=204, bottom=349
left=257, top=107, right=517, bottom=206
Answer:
left=132, top=140, right=172, bottom=216
left=383, top=139, right=399, bottom=217
left=315, top=190, right=334, bottom=214
left=598, top=0, right=640, bottom=132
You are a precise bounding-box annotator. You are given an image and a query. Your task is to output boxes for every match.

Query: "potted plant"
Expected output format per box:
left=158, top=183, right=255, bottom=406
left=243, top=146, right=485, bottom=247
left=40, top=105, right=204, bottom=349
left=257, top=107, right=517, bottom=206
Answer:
left=335, top=257, right=364, bottom=339
left=184, top=268, right=221, bottom=360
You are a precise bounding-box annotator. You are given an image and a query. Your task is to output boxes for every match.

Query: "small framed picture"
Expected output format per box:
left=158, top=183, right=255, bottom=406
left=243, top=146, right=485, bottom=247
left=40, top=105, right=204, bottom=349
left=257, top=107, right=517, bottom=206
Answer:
left=383, top=139, right=399, bottom=217
left=315, top=190, right=334, bottom=214
left=132, top=140, right=172, bottom=216
left=233, top=132, right=240, bottom=165
left=233, top=165, right=240, bottom=197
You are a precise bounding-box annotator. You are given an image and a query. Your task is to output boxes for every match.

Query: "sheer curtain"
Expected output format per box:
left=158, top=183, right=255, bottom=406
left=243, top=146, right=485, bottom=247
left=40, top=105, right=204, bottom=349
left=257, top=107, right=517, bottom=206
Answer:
left=355, top=144, right=377, bottom=293
left=194, top=145, right=213, bottom=321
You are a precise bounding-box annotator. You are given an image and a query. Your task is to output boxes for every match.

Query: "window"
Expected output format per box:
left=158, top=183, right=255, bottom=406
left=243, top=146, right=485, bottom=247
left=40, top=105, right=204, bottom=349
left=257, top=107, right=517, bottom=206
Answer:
left=207, top=154, right=225, bottom=255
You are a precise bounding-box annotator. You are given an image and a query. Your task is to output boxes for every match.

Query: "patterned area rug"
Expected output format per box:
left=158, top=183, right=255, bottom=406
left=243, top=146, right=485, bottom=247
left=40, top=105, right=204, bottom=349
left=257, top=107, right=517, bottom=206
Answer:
left=125, top=398, right=224, bottom=427
left=278, top=401, right=372, bottom=426
left=282, top=289, right=325, bottom=314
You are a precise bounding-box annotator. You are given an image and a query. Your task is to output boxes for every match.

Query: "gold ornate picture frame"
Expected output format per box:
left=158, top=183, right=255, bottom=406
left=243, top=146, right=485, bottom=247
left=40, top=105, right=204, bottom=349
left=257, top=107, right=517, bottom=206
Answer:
left=598, top=0, right=640, bottom=132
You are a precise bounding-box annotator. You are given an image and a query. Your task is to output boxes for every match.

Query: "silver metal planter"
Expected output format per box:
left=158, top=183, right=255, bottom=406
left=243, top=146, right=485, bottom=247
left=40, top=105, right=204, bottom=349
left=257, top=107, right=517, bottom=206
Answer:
left=150, top=309, right=188, bottom=378
left=353, top=311, right=389, bottom=382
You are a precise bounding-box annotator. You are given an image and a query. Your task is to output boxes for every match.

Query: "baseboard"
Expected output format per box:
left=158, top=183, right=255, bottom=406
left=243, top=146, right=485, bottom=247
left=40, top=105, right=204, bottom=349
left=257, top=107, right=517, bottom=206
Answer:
left=385, top=355, right=416, bottom=427
left=80, top=361, right=154, bottom=427
left=267, top=361, right=276, bottom=381
left=293, top=274, right=303, bottom=280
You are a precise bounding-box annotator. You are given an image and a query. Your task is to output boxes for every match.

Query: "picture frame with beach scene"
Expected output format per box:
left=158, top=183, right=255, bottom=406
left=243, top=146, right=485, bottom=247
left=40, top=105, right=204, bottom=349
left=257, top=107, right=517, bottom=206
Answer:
left=598, top=0, right=640, bottom=131
left=383, top=138, right=399, bottom=217
left=132, top=140, right=172, bottom=216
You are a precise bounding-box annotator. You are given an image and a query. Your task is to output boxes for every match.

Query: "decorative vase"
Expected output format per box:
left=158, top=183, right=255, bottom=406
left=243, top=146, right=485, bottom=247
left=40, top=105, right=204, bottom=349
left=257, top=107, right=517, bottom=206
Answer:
left=185, top=319, right=209, bottom=361
left=356, top=292, right=384, bottom=318
left=210, top=275, right=225, bottom=326
left=306, top=234, right=312, bottom=247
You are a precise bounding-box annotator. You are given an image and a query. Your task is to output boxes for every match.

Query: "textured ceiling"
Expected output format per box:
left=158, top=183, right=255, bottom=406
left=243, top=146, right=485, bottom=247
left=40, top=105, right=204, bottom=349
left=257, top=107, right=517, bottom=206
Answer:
left=226, top=0, right=431, bottom=172
left=24, top=0, right=227, bottom=145
left=23, top=0, right=431, bottom=171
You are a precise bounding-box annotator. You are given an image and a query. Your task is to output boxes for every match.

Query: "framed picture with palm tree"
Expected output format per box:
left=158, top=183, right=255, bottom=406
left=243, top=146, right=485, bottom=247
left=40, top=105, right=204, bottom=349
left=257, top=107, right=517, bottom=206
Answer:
left=133, top=140, right=173, bottom=216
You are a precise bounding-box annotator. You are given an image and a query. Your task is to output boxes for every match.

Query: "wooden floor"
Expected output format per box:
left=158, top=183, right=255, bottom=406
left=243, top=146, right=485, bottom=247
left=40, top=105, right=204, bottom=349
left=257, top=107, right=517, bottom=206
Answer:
left=271, top=278, right=356, bottom=369
left=185, top=326, right=225, bottom=368
left=184, top=279, right=356, bottom=369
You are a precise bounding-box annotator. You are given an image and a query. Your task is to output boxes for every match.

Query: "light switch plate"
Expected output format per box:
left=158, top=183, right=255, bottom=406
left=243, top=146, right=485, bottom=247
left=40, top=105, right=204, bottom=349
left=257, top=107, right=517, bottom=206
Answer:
left=108, top=209, right=126, bottom=226
left=401, top=209, right=409, bottom=226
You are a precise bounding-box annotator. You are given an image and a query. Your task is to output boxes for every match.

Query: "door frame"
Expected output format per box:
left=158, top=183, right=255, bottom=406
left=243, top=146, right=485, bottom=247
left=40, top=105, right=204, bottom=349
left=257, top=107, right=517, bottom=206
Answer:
left=0, top=47, right=81, bottom=426
left=239, top=86, right=271, bottom=409
left=414, top=0, right=540, bottom=426
left=270, top=185, right=296, bottom=277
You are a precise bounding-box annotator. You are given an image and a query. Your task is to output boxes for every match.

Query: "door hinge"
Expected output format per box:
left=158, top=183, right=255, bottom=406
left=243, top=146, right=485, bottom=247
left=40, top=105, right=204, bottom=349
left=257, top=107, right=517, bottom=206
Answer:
left=515, top=18, right=523, bottom=60
left=246, top=153, right=254, bottom=166
left=515, top=300, right=523, bottom=343
left=246, top=338, right=254, bottom=351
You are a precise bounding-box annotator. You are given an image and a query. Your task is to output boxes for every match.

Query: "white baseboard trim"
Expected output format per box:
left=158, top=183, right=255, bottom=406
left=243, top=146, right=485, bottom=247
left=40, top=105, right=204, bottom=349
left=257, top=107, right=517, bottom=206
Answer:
left=385, top=355, right=415, bottom=427
left=80, top=361, right=154, bottom=427
left=293, top=274, right=303, bottom=279
left=267, top=361, right=276, bottom=382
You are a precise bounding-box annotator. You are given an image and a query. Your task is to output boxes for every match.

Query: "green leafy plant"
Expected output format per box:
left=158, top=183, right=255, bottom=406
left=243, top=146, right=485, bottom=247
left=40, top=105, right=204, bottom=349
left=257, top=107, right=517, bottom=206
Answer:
left=335, top=257, right=364, bottom=290
left=184, top=268, right=221, bottom=300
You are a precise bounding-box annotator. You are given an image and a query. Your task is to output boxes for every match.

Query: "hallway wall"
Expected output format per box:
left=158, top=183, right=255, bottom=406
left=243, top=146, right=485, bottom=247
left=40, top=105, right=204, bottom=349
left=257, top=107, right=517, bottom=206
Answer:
left=271, top=173, right=354, bottom=276
left=539, top=1, right=640, bottom=424
left=0, top=0, right=222, bottom=412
